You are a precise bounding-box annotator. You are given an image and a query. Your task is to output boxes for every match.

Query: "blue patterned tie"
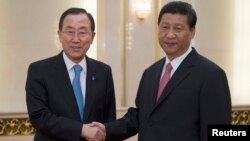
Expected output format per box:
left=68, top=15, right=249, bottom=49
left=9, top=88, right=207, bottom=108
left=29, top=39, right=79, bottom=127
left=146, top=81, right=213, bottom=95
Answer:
left=72, top=64, right=84, bottom=121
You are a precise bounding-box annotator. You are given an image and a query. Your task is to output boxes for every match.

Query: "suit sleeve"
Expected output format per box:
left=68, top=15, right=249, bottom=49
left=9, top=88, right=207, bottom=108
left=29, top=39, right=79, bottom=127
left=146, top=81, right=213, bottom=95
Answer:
left=104, top=71, right=146, bottom=141
left=25, top=63, right=83, bottom=140
left=199, top=68, right=232, bottom=141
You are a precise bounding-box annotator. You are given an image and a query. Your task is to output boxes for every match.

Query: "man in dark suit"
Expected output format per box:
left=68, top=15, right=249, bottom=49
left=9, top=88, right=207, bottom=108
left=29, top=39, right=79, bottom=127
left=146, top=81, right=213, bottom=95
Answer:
left=91, top=1, right=232, bottom=141
left=25, top=8, right=116, bottom=141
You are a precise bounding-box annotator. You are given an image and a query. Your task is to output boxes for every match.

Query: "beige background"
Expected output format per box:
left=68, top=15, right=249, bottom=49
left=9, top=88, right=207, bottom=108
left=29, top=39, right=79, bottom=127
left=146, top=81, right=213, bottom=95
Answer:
left=1, top=0, right=250, bottom=141
left=0, top=0, right=250, bottom=113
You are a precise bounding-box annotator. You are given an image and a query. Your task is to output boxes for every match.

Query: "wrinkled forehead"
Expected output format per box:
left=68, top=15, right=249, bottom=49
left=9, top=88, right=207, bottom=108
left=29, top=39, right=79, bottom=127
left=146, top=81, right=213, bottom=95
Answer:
left=62, top=14, right=91, bottom=30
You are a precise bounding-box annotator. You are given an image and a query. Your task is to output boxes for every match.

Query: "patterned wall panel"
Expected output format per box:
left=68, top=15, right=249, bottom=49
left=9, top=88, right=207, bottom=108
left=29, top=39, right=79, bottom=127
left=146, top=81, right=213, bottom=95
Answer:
left=0, top=118, right=35, bottom=136
left=0, top=107, right=249, bottom=136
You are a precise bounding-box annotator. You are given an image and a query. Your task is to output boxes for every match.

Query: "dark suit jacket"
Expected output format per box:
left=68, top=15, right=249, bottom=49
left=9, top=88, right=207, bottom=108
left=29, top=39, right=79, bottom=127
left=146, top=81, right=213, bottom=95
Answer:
left=26, top=52, right=116, bottom=141
left=105, top=48, right=232, bottom=141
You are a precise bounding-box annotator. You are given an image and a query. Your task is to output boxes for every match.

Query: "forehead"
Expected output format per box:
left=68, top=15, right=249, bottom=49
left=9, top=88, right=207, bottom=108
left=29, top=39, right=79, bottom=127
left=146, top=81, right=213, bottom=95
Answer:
left=62, top=13, right=91, bottom=29
left=160, top=13, right=188, bottom=25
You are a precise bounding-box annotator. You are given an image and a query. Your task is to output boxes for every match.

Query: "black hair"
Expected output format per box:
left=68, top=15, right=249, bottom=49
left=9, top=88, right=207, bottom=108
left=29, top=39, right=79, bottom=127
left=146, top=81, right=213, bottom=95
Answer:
left=158, top=1, right=197, bottom=29
left=59, top=7, right=95, bottom=31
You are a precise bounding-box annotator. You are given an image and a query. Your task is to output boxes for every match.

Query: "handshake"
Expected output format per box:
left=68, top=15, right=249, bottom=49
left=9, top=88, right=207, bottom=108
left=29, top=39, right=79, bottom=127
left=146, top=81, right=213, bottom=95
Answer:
left=81, top=122, right=106, bottom=141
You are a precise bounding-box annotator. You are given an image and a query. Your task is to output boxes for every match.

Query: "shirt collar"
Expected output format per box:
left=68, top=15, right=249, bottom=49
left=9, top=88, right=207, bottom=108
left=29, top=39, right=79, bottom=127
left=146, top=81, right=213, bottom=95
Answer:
left=165, top=45, right=192, bottom=71
left=63, top=52, right=87, bottom=73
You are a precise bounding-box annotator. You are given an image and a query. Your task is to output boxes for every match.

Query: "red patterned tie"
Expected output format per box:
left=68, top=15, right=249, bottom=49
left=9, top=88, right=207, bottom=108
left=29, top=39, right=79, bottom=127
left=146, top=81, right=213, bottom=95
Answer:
left=157, top=63, right=172, bottom=101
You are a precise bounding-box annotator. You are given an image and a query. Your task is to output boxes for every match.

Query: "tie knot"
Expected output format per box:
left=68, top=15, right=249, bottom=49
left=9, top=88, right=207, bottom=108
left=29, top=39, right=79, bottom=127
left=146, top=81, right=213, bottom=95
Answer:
left=166, top=63, right=172, bottom=71
left=74, top=64, right=82, bottom=75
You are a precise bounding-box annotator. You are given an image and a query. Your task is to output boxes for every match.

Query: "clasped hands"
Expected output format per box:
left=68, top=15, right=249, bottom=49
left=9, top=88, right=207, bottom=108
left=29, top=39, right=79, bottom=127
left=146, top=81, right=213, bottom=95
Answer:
left=82, top=122, right=106, bottom=141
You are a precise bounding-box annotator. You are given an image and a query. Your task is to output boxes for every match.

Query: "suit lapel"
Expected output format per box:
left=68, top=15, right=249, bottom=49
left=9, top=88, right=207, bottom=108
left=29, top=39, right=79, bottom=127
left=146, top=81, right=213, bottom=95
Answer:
left=148, top=59, right=166, bottom=109
left=82, top=57, right=96, bottom=122
left=53, top=52, right=81, bottom=120
left=153, top=49, right=198, bottom=111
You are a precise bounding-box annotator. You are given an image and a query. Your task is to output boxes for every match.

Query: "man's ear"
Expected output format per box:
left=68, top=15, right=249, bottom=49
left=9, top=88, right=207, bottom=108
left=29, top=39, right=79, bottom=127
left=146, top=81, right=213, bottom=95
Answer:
left=58, top=30, right=63, bottom=43
left=91, top=32, right=96, bottom=43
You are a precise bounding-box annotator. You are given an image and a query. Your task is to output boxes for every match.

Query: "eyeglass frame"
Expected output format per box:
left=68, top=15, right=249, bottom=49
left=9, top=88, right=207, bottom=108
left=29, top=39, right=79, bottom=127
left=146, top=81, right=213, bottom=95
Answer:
left=60, top=28, right=93, bottom=39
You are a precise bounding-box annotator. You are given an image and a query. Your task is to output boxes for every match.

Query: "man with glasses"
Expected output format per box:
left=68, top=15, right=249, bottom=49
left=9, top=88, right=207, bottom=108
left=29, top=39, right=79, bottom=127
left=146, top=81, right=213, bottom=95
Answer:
left=26, top=7, right=115, bottom=141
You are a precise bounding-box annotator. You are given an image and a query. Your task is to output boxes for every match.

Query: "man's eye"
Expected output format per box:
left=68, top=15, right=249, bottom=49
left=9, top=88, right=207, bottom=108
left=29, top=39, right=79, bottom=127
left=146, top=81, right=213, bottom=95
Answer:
left=78, top=32, right=86, bottom=36
left=175, top=28, right=182, bottom=31
left=67, top=31, right=74, bottom=34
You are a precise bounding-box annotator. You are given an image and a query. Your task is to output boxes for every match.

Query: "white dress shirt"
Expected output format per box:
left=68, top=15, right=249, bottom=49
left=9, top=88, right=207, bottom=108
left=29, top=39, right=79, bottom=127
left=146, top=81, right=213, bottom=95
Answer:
left=160, top=46, right=192, bottom=79
left=63, top=52, right=86, bottom=103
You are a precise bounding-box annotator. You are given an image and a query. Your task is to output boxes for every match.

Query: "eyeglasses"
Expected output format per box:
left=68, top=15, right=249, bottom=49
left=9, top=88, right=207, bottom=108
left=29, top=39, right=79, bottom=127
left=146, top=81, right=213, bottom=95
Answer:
left=62, top=30, right=90, bottom=39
